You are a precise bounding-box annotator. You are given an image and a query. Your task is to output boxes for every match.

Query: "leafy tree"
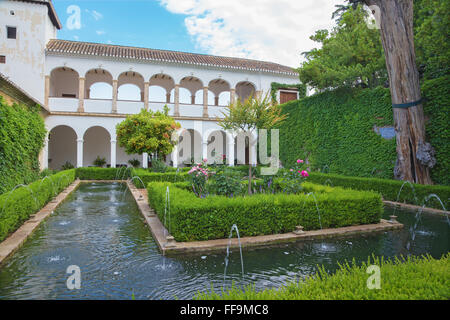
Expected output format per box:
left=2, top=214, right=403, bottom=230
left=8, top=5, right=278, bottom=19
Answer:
left=219, top=94, right=287, bottom=195
left=298, top=5, right=386, bottom=90
left=414, top=0, right=449, bottom=80
left=116, top=107, right=181, bottom=160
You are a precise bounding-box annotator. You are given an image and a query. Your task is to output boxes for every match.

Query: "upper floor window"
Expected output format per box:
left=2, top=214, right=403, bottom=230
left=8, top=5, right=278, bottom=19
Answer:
left=7, top=26, right=17, bottom=39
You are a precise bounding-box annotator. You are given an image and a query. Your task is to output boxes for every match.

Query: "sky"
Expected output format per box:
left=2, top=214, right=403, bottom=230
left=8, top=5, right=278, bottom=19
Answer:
left=53, top=0, right=344, bottom=68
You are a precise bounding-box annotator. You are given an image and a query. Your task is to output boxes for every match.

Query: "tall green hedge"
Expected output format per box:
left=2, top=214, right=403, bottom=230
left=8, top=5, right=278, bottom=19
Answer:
left=0, top=96, right=46, bottom=195
left=422, top=76, right=450, bottom=185
left=278, top=77, right=449, bottom=185
left=0, top=169, right=75, bottom=241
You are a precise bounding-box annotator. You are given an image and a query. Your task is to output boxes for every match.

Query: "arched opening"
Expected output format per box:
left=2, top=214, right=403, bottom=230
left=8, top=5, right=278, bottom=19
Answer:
left=209, top=79, right=231, bottom=106
left=149, top=74, right=175, bottom=103
left=206, top=130, right=227, bottom=164
left=48, top=125, right=77, bottom=170
left=236, top=81, right=256, bottom=102
left=49, top=67, right=79, bottom=98
left=118, top=71, right=144, bottom=101
left=177, top=129, right=202, bottom=166
left=149, top=85, right=167, bottom=103
left=180, top=76, right=203, bottom=104
left=83, top=126, right=111, bottom=167
left=85, top=69, right=113, bottom=99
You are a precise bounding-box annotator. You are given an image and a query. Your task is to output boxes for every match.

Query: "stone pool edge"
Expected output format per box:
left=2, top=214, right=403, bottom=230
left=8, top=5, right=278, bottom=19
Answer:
left=383, top=200, right=449, bottom=216
left=126, top=181, right=404, bottom=255
left=0, top=179, right=82, bottom=265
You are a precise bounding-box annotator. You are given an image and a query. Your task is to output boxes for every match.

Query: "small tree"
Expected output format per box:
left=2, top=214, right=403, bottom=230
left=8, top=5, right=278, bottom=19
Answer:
left=219, top=93, right=287, bottom=195
left=116, top=107, right=181, bottom=161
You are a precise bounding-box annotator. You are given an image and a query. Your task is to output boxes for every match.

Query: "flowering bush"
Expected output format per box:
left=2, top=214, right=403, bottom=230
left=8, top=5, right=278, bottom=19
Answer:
left=188, top=160, right=210, bottom=197
left=280, top=159, right=309, bottom=194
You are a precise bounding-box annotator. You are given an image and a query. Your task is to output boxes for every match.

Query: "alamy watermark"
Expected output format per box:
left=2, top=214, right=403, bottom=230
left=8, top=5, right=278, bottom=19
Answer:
left=66, top=265, right=81, bottom=290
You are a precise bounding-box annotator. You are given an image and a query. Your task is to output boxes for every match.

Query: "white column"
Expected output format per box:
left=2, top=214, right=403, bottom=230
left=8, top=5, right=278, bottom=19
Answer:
left=42, top=137, right=49, bottom=170
left=171, top=145, right=178, bottom=168
left=202, top=141, right=208, bottom=162
left=76, top=139, right=84, bottom=168
left=227, top=137, right=235, bottom=167
left=250, top=134, right=257, bottom=166
left=142, top=153, right=148, bottom=168
left=110, top=140, right=116, bottom=168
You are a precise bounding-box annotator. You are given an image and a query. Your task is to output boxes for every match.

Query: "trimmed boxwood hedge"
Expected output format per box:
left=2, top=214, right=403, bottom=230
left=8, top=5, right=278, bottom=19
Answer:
left=132, top=168, right=189, bottom=185
left=305, top=172, right=450, bottom=209
left=75, top=167, right=123, bottom=180
left=196, top=254, right=450, bottom=300
left=147, top=181, right=383, bottom=242
left=0, top=169, right=76, bottom=242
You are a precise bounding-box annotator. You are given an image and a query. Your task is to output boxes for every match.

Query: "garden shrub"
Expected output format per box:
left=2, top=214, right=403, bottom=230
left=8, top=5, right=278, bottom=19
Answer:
left=147, top=181, right=382, bottom=242
left=0, top=96, right=46, bottom=195
left=196, top=254, right=450, bottom=300
left=306, top=172, right=450, bottom=209
left=75, top=167, right=123, bottom=180
left=0, top=169, right=76, bottom=242
left=132, top=168, right=188, bottom=185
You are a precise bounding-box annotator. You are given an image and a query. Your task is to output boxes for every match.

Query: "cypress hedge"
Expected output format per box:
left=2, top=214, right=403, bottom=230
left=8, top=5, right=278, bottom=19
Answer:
left=147, top=181, right=383, bottom=242
left=0, top=169, right=76, bottom=242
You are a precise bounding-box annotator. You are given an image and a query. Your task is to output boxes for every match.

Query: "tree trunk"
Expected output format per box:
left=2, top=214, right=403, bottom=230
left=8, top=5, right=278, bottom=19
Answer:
left=364, top=0, right=432, bottom=184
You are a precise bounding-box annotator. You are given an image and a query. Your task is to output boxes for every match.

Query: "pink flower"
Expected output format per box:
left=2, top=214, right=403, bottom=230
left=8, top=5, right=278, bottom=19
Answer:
left=301, top=170, right=309, bottom=177
left=297, top=159, right=304, bottom=164
left=290, top=169, right=294, bottom=172
left=298, top=170, right=301, bottom=173
left=203, top=158, right=208, bottom=163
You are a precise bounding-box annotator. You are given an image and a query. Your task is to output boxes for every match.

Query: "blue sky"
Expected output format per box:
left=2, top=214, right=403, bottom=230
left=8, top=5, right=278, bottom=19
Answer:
left=53, top=0, right=199, bottom=53
left=52, top=0, right=344, bottom=67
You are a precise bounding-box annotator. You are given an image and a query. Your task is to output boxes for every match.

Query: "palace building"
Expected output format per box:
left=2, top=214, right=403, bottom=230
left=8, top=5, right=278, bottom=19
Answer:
left=1, top=0, right=300, bottom=170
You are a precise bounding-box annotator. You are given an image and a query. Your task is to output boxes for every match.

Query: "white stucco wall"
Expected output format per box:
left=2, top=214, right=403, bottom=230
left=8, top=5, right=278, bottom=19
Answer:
left=0, top=0, right=57, bottom=104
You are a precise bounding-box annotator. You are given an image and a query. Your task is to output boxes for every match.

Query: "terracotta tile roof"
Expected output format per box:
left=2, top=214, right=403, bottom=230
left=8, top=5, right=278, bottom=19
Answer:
left=46, top=39, right=298, bottom=76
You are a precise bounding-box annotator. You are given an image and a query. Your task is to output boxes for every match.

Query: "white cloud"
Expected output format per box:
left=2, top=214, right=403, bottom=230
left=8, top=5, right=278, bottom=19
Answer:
left=86, top=9, right=103, bottom=21
left=158, top=0, right=342, bottom=67
left=96, top=30, right=106, bottom=35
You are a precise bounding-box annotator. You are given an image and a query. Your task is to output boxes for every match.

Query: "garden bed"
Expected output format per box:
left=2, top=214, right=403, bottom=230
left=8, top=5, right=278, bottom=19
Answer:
left=147, top=181, right=385, bottom=242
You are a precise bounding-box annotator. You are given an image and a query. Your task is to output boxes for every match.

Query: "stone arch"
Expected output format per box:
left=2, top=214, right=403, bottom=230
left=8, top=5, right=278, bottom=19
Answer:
left=48, top=125, right=78, bottom=170
left=49, top=67, right=79, bottom=98
left=83, top=126, right=111, bottom=167
left=85, top=68, right=113, bottom=99
left=236, top=81, right=256, bottom=101
left=118, top=71, right=145, bottom=101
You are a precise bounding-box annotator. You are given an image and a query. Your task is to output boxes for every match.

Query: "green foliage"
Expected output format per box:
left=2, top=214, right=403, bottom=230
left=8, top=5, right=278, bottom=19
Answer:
left=278, top=86, right=396, bottom=178
left=306, top=172, right=450, bottom=209
left=128, top=158, right=141, bottom=168
left=0, top=169, right=75, bottom=241
left=147, top=181, right=382, bottom=242
left=414, top=0, right=450, bottom=80
left=75, top=167, right=123, bottom=180
left=0, top=96, right=46, bottom=195
left=298, top=5, right=386, bottom=90
left=93, top=156, right=106, bottom=168
left=132, top=168, right=188, bottom=185
left=151, top=158, right=168, bottom=173
left=196, top=254, right=450, bottom=300
left=421, top=76, right=450, bottom=185
left=270, top=83, right=307, bottom=102
left=61, top=161, right=74, bottom=170
left=208, top=166, right=242, bottom=197
left=116, top=108, right=181, bottom=157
